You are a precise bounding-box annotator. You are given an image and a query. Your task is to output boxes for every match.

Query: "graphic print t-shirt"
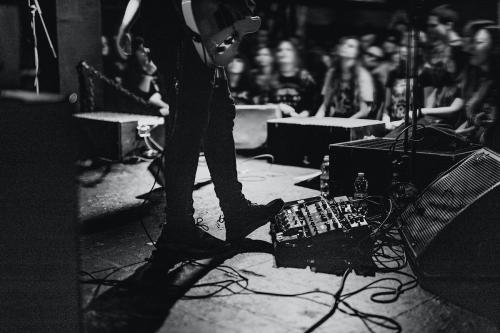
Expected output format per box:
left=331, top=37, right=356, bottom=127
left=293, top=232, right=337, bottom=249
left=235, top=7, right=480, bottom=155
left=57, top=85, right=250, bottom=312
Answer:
left=270, top=70, right=318, bottom=115
left=386, top=67, right=415, bottom=121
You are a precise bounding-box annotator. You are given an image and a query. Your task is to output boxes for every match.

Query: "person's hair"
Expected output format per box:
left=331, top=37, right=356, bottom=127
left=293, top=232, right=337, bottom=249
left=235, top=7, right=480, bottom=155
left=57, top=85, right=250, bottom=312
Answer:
left=429, top=4, right=459, bottom=25
left=388, top=10, right=410, bottom=30
left=463, top=20, right=496, bottom=37
left=131, top=36, right=145, bottom=54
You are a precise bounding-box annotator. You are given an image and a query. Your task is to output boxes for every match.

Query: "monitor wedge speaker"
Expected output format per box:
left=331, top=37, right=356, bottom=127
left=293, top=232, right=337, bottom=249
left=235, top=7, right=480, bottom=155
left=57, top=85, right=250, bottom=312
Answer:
left=399, top=148, right=500, bottom=280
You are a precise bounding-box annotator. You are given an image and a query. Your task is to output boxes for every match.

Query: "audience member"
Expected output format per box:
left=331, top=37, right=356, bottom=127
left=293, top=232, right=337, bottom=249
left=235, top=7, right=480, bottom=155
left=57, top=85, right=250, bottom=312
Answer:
left=388, top=10, right=410, bottom=43
left=420, top=73, right=464, bottom=128
left=270, top=39, right=318, bottom=117
left=362, top=45, right=386, bottom=119
left=462, top=20, right=496, bottom=55
left=423, top=4, right=464, bottom=90
left=316, top=37, right=374, bottom=119
left=427, top=5, right=462, bottom=47
left=227, top=56, right=253, bottom=105
left=381, top=30, right=402, bottom=60
left=382, top=45, right=419, bottom=130
left=122, top=37, right=169, bottom=115
left=456, top=26, right=500, bottom=151
left=249, top=45, right=275, bottom=104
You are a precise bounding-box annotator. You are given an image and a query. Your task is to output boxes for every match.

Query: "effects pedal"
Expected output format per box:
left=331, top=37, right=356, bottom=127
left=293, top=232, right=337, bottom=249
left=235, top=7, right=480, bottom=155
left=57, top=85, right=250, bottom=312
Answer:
left=270, top=196, right=375, bottom=276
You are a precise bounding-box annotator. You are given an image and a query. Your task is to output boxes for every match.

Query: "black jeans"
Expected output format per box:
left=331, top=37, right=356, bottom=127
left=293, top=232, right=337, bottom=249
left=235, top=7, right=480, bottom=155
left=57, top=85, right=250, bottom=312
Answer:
left=159, top=37, right=244, bottom=239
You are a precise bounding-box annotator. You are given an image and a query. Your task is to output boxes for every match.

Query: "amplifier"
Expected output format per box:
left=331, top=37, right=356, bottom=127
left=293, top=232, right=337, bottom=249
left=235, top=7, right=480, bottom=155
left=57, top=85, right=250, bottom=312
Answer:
left=329, top=138, right=480, bottom=196
left=270, top=196, right=375, bottom=275
left=74, top=112, right=165, bottom=160
left=267, top=117, right=385, bottom=168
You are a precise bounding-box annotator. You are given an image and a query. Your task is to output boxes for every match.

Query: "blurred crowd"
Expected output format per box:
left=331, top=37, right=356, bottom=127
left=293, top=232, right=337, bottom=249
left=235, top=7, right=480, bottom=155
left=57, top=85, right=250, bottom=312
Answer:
left=101, top=3, right=500, bottom=151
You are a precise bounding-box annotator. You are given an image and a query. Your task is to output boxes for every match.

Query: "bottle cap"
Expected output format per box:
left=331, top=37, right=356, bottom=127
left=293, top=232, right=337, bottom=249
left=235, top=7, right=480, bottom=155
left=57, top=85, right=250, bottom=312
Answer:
left=323, top=155, right=329, bottom=161
left=358, top=172, right=365, bottom=177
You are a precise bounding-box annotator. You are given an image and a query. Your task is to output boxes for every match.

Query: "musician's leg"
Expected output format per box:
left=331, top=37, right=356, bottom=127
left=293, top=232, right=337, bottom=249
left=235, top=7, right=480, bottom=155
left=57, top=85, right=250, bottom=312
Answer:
left=153, top=41, right=227, bottom=260
left=203, top=75, right=284, bottom=242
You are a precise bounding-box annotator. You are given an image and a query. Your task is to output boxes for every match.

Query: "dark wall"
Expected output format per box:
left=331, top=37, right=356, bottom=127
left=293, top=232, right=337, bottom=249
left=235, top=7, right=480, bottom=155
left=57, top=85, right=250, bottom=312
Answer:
left=56, top=0, right=102, bottom=99
left=0, top=3, right=21, bottom=88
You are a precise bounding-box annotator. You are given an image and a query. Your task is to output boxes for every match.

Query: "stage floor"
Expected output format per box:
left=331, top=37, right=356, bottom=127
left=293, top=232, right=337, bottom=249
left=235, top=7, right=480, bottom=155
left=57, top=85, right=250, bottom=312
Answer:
left=78, top=156, right=499, bottom=333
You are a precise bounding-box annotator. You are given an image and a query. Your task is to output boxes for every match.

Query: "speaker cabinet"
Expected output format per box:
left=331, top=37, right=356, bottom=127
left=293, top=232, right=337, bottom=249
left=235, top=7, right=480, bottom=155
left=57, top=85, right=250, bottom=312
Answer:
left=329, top=138, right=479, bottom=196
left=399, top=148, right=500, bottom=280
left=267, top=117, right=385, bottom=168
left=0, top=91, right=80, bottom=332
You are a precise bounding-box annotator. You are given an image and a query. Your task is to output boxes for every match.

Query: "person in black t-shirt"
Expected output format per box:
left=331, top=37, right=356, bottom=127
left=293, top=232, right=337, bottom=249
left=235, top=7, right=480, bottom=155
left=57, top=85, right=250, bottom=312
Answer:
left=423, top=4, right=464, bottom=97
left=226, top=56, right=253, bottom=105
left=419, top=64, right=464, bottom=128
left=117, top=0, right=284, bottom=266
left=249, top=45, right=274, bottom=104
left=270, top=39, right=318, bottom=117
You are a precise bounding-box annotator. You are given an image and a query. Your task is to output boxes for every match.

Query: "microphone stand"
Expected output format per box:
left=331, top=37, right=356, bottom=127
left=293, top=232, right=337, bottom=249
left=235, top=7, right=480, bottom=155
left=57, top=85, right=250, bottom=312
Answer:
left=409, top=0, right=423, bottom=186
left=28, top=0, right=58, bottom=94
left=403, top=0, right=423, bottom=188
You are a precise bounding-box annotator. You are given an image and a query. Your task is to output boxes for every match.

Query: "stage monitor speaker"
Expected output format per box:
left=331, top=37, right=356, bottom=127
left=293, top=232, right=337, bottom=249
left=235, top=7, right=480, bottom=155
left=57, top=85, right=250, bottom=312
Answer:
left=399, top=148, right=500, bottom=280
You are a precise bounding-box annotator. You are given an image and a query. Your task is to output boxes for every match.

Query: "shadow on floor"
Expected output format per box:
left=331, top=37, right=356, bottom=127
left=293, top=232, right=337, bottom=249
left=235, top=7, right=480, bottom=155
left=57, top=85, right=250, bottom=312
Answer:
left=421, top=279, right=500, bottom=327
left=83, top=239, right=273, bottom=333
left=80, top=204, right=156, bottom=234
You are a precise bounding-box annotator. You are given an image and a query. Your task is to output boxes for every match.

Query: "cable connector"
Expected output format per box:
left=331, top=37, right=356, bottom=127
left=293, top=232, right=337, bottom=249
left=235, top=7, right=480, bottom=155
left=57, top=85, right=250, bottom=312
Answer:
left=137, top=124, right=152, bottom=138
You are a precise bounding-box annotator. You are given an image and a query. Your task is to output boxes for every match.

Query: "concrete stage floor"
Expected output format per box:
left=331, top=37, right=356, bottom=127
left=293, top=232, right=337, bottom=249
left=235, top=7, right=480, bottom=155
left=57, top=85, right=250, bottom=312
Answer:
left=79, top=156, right=499, bottom=333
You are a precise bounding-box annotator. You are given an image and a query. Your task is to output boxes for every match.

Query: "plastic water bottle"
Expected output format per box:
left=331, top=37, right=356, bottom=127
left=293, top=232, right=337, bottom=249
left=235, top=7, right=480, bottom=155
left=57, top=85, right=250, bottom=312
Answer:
left=389, top=172, right=400, bottom=197
left=320, top=155, right=330, bottom=198
left=353, top=172, right=368, bottom=200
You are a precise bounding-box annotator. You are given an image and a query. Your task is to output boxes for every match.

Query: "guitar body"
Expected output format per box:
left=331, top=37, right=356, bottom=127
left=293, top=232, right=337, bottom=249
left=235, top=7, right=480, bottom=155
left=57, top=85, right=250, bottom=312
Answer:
left=181, top=0, right=261, bottom=67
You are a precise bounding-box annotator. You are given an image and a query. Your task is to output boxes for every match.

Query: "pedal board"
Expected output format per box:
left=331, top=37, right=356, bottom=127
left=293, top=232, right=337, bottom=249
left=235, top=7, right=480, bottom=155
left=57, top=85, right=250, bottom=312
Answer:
left=270, top=196, right=375, bottom=276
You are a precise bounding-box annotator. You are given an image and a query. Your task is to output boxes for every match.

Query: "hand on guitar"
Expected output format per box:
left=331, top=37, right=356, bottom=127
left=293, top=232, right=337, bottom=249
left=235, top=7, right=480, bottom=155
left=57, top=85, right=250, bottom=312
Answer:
left=182, top=0, right=261, bottom=66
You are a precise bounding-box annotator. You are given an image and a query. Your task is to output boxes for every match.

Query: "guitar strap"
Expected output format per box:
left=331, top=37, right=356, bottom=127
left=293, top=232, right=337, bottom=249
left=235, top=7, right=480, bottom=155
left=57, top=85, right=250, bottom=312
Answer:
left=171, top=0, right=215, bottom=71
left=171, top=0, right=202, bottom=44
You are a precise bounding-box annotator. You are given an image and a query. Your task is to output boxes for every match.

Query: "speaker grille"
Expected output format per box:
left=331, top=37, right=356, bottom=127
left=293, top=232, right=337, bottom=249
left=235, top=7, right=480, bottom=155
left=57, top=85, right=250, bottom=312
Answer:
left=401, top=149, right=500, bottom=256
